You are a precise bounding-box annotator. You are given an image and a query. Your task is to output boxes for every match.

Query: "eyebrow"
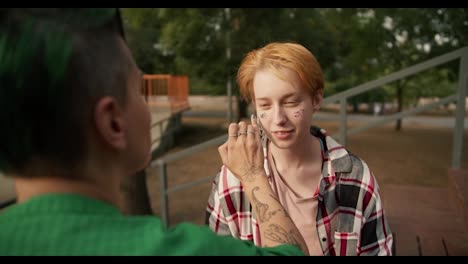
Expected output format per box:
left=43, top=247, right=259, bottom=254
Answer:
left=255, top=92, right=298, bottom=101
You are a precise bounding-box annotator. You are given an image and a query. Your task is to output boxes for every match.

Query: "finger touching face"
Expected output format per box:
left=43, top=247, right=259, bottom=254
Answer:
left=246, top=124, right=258, bottom=149
left=238, top=121, right=247, bottom=138
left=228, top=123, right=239, bottom=146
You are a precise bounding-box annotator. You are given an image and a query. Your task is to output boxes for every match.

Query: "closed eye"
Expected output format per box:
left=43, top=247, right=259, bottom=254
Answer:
left=285, top=101, right=299, bottom=106
left=257, top=103, right=271, bottom=108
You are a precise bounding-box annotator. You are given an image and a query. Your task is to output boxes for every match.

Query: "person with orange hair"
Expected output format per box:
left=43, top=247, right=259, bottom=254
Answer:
left=206, top=42, right=393, bottom=256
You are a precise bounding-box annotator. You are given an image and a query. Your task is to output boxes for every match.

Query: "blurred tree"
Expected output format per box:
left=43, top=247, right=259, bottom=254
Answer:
left=372, top=8, right=467, bottom=130
left=122, top=8, right=176, bottom=74
left=322, top=8, right=467, bottom=130
left=157, top=8, right=227, bottom=95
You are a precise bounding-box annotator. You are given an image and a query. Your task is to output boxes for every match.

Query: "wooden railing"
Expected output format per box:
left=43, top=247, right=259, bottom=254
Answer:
left=142, top=74, right=190, bottom=113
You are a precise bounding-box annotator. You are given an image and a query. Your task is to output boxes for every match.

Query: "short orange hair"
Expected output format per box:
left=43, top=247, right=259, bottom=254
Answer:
left=237, top=42, right=324, bottom=103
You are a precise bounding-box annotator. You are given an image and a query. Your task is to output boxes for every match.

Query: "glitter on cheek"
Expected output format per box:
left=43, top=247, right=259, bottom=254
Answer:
left=293, top=109, right=304, bottom=118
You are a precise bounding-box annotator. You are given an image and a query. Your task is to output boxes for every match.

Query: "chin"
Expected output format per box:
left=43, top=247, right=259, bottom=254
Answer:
left=271, top=139, right=296, bottom=150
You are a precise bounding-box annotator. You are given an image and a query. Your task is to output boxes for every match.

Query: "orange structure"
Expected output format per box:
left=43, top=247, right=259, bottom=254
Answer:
left=142, top=74, right=190, bottom=112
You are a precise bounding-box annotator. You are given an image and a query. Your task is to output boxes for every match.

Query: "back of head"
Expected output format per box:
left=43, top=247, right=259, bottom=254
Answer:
left=237, top=42, right=324, bottom=102
left=0, top=8, right=131, bottom=178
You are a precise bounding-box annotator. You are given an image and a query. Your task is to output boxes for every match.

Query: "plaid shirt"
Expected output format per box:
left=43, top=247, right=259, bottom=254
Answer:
left=206, top=126, right=393, bottom=256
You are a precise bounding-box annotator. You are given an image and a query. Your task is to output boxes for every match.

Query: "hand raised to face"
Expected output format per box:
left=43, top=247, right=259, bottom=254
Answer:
left=218, top=114, right=266, bottom=183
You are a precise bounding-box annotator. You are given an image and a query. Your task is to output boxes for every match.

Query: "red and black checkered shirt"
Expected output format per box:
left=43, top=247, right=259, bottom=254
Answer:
left=206, top=127, right=393, bottom=256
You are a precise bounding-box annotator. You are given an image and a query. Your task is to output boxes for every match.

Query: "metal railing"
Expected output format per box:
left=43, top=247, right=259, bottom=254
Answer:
left=151, top=116, right=171, bottom=150
left=149, top=107, right=188, bottom=158
left=323, top=47, right=467, bottom=169
left=151, top=135, right=227, bottom=224
left=151, top=47, right=468, bottom=227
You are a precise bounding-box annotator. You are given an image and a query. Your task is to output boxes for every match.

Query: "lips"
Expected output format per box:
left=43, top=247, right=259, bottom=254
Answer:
left=272, top=130, right=294, bottom=139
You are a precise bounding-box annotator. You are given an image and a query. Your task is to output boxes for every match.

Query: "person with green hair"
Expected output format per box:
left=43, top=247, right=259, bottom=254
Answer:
left=0, top=8, right=306, bottom=256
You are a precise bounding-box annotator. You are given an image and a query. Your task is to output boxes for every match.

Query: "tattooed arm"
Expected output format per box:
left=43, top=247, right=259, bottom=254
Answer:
left=243, top=176, right=308, bottom=254
left=217, top=117, right=308, bottom=255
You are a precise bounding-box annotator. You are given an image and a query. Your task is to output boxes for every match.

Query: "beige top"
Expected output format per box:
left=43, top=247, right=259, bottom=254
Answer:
left=268, top=153, right=323, bottom=256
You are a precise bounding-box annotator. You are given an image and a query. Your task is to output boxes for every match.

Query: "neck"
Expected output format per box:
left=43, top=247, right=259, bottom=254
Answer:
left=269, top=133, right=319, bottom=169
left=14, top=162, right=123, bottom=209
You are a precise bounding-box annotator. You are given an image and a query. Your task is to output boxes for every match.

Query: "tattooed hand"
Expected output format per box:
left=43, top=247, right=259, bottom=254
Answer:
left=219, top=115, right=309, bottom=255
left=218, top=114, right=266, bottom=184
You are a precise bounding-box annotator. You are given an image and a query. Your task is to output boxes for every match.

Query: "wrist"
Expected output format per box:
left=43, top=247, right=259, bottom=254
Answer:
left=242, top=174, right=273, bottom=197
left=241, top=170, right=268, bottom=185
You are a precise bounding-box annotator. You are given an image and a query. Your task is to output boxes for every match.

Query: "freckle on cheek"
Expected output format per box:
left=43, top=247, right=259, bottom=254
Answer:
left=260, top=112, right=266, bottom=119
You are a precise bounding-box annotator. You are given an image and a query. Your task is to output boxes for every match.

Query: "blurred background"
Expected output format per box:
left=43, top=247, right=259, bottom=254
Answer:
left=122, top=8, right=467, bottom=120
left=2, top=8, right=468, bottom=255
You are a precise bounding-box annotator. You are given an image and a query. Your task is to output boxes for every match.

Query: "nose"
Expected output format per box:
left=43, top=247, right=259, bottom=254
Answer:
left=272, top=105, right=287, bottom=126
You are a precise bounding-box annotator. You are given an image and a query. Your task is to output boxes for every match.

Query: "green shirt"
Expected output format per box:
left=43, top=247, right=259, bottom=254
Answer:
left=0, top=194, right=303, bottom=256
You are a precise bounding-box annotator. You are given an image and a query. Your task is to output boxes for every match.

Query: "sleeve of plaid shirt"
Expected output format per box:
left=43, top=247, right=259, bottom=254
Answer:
left=206, top=168, right=232, bottom=236
left=206, top=166, right=251, bottom=240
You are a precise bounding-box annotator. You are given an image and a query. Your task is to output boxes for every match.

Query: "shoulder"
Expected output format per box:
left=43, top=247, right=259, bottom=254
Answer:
left=338, top=153, right=377, bottom=185
left=120, top=218, right=243, bottom=255
left=335, top=153, right=383, bottom=208
left=347, top=153, right=372, bottom=179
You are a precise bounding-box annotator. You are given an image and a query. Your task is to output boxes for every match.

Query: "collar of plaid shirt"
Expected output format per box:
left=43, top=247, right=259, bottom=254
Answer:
left=263, top=126, right=353, bottom=184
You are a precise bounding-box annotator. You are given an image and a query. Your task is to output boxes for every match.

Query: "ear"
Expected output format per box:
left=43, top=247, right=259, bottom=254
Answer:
left=312, top=91, right=323, bottom=112
left=94, top=96, right=126, bottom=150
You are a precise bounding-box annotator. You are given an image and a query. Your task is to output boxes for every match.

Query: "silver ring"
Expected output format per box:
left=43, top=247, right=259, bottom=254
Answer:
left=247, top=131, right=255, bottom=134
left=237, top=132, right=247, bottom=136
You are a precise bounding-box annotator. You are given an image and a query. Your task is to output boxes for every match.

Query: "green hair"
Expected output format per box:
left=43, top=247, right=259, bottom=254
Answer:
left=0, top=8, right=127, bottom=175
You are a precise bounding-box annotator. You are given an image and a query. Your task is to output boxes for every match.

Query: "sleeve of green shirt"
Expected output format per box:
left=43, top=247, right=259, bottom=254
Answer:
left=164, top=222, right=305, bottom=256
